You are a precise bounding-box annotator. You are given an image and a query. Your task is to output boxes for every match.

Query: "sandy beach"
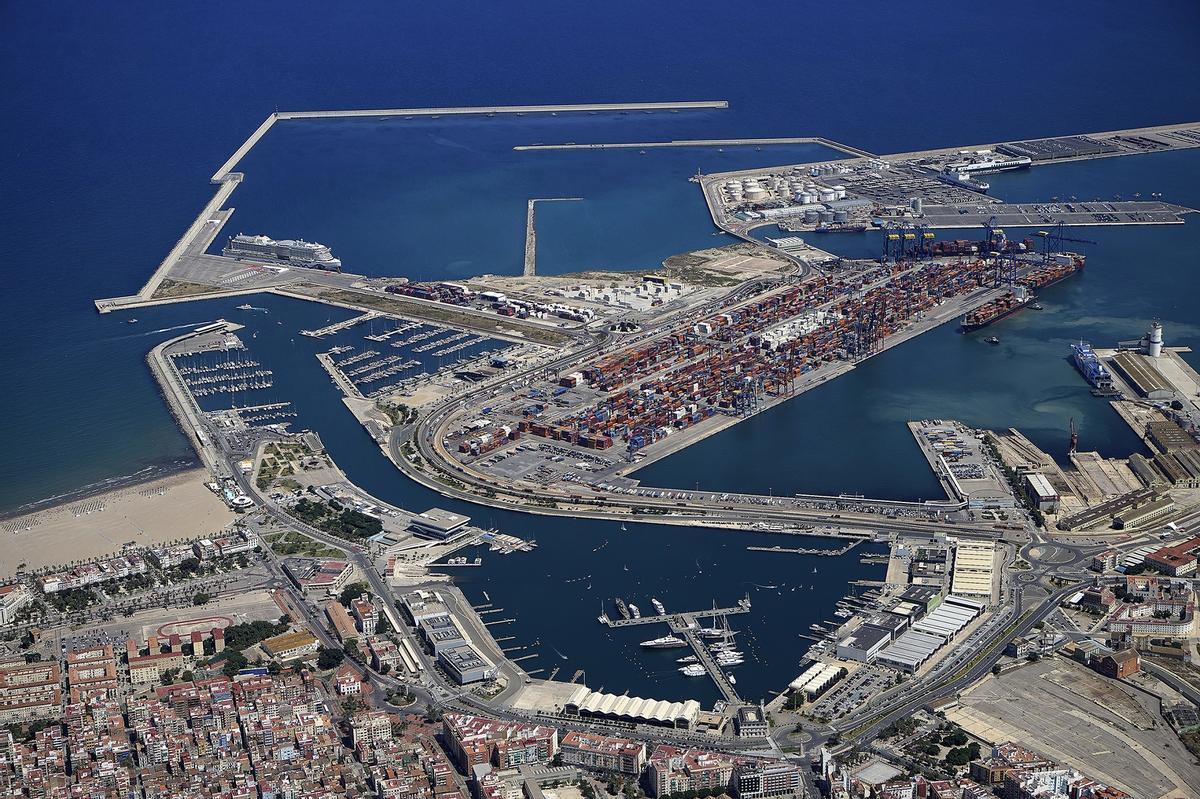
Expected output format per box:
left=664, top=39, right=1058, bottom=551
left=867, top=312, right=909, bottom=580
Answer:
left=0, top=469, right=235, bottom=576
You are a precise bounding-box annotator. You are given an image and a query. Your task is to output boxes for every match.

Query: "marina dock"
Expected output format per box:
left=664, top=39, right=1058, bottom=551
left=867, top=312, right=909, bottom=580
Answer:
left=604, top=599, right=752, bottom=703
left=746, top=540, right=861, bottom=556
left=300, top=311, right=382, bottom=338
left=602, top=599, right=750, bottom=629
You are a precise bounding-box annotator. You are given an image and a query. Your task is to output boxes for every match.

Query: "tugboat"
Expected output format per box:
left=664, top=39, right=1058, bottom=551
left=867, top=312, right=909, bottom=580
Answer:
left=985, top=335, right=1000, bottom=345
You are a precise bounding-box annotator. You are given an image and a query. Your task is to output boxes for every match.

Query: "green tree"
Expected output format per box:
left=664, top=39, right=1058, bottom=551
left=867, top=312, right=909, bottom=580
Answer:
left=193, top=592, right=212, bottom=606
left=317, top=647, right=345, bottom=670
left=339, top=583, right=369, bottom=608
left=222, top=650, right=249, bottom=677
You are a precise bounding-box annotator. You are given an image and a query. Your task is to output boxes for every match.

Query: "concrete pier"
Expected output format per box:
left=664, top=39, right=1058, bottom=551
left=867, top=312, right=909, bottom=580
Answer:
left=213, top=101, right=729, bottom=182
left=300, top=311, right=382, bottom=338
left=676, top=627, right=742, bottom=703
left=746, top=540, right=861, bottom=556
left=523, top=198, right=582, bottom=277
left=514, top=136, right=875, bottom=158
left=125, top=174, right=241, bottom=305
left=603, top=601, right=750, bottom=629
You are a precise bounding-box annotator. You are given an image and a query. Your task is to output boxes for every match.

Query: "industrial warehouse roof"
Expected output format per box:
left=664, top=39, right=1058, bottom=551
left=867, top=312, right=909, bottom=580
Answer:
left=950, top=539, right=996, bottom=598
left=1112, top=352, right=1173, bottom=397
left=565, top=686, right=700, bottom=725
left=911, top=595, right=982, bottom=639
left=1057, top=487, right=1159, bottom=531
left=877, top=629, right=944, bottom=667
left=1025, top=472, right=1058, bottom=499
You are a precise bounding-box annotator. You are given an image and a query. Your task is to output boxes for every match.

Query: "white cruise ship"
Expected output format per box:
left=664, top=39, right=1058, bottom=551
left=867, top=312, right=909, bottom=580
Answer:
left=223, top=233, right=342, bottom=271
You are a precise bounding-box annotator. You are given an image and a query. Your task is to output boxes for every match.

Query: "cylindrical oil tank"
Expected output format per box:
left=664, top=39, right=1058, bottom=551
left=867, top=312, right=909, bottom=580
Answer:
left=833, top=210, right=850, bottom=223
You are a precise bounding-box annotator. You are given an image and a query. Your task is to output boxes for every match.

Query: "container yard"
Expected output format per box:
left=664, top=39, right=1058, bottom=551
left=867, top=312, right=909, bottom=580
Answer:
left=431, top=249, right=1080, bottom=494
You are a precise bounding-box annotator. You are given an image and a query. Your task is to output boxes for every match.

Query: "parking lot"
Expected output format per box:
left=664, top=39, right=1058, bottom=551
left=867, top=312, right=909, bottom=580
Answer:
left=947, top=657, right=1200, bottom=799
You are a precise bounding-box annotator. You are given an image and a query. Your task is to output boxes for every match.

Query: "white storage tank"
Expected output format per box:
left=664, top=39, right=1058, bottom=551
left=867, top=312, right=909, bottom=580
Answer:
left=833, top=185, right=847, bottom=200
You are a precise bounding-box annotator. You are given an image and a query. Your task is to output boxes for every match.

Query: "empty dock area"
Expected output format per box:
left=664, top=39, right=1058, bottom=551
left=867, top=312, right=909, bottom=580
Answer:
left=914, top=200, right=1192, bottom=230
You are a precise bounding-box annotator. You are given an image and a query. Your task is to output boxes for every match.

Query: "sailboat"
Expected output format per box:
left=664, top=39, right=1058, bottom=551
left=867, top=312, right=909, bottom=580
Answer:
left=620, top=523, right=627, bottom=532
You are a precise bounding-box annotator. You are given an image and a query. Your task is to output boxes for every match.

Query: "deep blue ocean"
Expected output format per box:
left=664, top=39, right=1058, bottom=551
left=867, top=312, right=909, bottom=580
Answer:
left=2, top=1, right=1199, bottom=702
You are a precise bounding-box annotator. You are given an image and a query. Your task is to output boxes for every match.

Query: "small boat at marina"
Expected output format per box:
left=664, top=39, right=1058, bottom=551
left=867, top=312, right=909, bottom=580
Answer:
left=629, top=604, right=641, bottom=619
left=677, top=655, right=698, bottom=664
left=679, top=664, right=705, bottom=677
left=651, top=598, right=666, bottom=615
left=727, top=673, right=737, bottom=684
left=614, top=597, right=630, bottom=620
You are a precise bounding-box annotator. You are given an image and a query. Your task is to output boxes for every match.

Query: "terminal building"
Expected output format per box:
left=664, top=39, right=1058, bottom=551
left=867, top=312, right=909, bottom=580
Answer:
left=836, top=625, right=891, bottom=663
left=563, top=687, right=701, bottom=731
left=409, top=507, right=470, bottom=539
left=438, top=644, right=496, bottom=684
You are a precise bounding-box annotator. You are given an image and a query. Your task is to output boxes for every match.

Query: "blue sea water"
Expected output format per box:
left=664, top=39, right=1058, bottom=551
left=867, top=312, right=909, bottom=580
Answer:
left=2, top=1, right=1200, bottom=700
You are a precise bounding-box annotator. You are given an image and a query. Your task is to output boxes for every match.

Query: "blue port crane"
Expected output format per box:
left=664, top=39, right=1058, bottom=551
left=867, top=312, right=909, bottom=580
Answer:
left=1036, top=221, right=1097, bottom=264
left=981, top=215, right=1006, bottom=253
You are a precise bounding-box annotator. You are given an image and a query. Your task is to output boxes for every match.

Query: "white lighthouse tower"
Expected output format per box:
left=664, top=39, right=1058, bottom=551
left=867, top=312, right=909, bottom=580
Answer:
left=1147, top=320, right=1163, bottom=358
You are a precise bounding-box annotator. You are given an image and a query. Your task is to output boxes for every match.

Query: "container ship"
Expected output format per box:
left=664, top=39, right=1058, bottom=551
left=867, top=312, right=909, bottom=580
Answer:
left=960, top=291, right=1030, bottom=332
left=1018, top=253, right=1085, bottom=291
left=223, top=233, right=342, bottom=271
left=1071, top=341, right=1115, bottom=393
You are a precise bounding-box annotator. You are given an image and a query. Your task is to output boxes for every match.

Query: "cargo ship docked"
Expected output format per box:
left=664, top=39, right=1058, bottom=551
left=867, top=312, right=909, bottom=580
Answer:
left=1017, top=253, right=1086, bottom=291
left=223, top=233, right=343, bottom=271
left=960, top=290, right=1030, bottom=332
left=962, top=254, right=1086, bottom=332
left=1071, top=341, right=1116, bottom=393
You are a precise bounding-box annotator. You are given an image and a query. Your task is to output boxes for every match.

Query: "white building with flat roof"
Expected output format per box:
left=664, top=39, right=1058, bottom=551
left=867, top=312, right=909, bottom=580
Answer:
left=409, top=508, right=470, bottom=539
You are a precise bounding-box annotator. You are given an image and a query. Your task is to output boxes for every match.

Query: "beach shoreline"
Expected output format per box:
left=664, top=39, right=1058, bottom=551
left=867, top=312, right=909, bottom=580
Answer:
left=0, top=467, right=234, bottom=577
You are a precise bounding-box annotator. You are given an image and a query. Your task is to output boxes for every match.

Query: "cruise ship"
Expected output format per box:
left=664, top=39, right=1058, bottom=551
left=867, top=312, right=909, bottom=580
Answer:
left=945, top=155, right=1032, bottom=176
left=1071, top=341, right=1116, bottom=393
left=223, top=233, right=342, bottom=271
